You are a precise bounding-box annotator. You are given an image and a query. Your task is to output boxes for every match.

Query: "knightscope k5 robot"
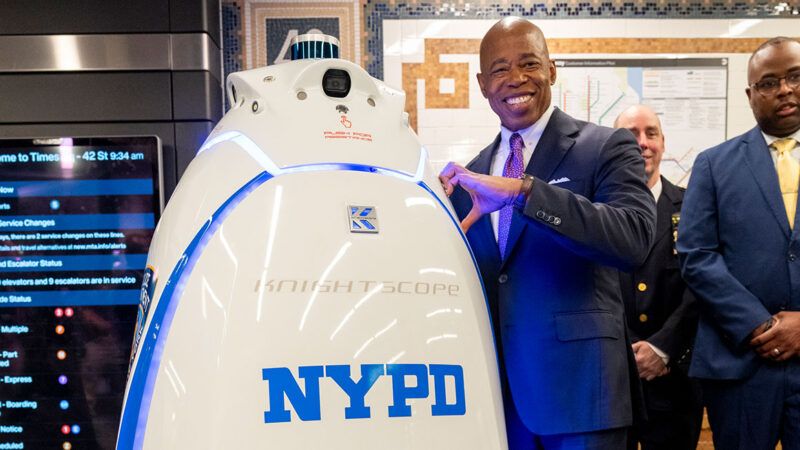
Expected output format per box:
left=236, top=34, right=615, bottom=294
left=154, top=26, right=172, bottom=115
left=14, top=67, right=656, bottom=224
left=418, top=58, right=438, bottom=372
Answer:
left=117, top=34, right=507, bottom=449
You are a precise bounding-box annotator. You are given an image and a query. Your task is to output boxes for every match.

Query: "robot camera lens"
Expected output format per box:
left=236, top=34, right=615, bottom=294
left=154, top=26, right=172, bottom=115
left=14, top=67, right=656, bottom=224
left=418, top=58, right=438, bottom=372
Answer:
left=322, top=69, right=351, bottom=98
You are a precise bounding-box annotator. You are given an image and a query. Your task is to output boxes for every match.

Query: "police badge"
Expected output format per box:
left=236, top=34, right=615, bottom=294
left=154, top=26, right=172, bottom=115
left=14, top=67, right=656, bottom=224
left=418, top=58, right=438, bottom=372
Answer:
left=671, top=213, right=680, bottom=255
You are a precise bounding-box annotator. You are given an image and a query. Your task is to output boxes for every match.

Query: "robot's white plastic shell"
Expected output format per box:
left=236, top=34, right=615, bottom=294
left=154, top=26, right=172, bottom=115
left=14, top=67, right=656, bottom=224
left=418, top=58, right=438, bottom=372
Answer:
left=117, top=57, right=507, bottom=449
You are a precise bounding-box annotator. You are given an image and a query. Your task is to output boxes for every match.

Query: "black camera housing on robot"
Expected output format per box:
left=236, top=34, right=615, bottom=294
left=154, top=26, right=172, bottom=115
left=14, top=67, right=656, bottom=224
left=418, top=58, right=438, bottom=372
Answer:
left=322, top=69, right=351, bottom=98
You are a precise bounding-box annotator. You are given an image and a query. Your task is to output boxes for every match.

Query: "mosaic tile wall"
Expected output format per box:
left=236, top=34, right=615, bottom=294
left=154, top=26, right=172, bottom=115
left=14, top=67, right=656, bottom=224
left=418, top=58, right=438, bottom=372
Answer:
left=219, top=3, right=799, bottom=448
left=360, top=0, right=799, bottom=79
left=221, top=0, right=799, bottom=83
left=220, top=0, right=799, bottom=185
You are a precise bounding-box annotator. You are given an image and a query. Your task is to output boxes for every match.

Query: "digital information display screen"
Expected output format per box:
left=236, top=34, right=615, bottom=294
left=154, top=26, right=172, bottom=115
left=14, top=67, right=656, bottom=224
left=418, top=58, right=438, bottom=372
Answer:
left=0, top=137, right=162, bottom=450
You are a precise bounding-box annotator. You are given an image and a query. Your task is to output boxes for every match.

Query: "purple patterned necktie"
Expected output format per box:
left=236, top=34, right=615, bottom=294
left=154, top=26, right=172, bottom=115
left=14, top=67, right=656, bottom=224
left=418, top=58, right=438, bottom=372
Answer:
left=498, top=132, right=525, bottom=258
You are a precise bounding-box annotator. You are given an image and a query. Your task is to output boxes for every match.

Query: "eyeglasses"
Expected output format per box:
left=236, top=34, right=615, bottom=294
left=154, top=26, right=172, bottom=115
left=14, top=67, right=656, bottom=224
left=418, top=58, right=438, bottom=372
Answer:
left=751, top=71, right=800, bottom=96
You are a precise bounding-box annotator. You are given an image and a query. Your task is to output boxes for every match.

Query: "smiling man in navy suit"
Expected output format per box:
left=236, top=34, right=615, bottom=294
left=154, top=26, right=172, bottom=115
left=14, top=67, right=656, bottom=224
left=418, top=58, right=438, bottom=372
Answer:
left=439, top=18, right=656, bottom=449
left=678, top=37, right=800, bottom=450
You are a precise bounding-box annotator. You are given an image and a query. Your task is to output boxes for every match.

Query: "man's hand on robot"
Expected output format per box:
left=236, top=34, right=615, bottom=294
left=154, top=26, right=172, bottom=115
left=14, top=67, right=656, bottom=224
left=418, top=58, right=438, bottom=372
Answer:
left=439, top=162, right=522, bottom=234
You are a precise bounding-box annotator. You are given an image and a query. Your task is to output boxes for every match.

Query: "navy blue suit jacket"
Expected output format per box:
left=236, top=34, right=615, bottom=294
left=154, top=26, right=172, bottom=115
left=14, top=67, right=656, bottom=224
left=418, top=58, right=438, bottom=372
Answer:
left=620, top=178, right=701, bottom=412
left=450, top=108, right=656, bottom=434
left=678, top=126, right=800, bottom=380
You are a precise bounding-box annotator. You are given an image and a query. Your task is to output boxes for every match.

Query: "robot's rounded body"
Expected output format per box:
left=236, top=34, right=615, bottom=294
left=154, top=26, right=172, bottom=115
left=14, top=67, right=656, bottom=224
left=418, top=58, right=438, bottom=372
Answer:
left=117, top=53, right=506, bottom=449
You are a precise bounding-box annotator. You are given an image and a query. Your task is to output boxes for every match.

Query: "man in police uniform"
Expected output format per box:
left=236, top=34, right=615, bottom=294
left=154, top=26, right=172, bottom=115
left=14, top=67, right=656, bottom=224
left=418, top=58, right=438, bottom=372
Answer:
left=615, top=105, right=702, bottom=450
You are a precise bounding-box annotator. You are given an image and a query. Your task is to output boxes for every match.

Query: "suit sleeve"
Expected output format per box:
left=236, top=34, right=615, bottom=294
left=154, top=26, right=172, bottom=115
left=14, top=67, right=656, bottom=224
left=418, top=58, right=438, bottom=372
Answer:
left=677, top=151, right=772, bottom=347
left=648, top=288, right=698, bottom=362
left=520, top=128, right=656, bottom=271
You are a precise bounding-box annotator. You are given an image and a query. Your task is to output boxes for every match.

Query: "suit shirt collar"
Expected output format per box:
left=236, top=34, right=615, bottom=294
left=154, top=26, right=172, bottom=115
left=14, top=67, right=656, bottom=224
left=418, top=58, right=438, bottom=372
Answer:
left=761, top=128, right=800, bottom=148
left=489, top=104, right=555, bottom=240
left=650, top=176, right=663, bottom=201
left=495, top=103, right=556, bottom=174
left=762, top=129, right=800, bottom=166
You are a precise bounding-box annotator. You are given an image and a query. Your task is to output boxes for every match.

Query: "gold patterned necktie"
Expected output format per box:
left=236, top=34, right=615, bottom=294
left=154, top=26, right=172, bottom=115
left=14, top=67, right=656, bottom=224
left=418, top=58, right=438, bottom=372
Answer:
left=773, top=138, right=799, bottom=229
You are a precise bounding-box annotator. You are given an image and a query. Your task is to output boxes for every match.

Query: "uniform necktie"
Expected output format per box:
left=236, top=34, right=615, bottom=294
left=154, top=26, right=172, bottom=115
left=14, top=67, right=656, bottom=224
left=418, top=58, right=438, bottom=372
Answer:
left=498, top=133, right=524, bottom=258
left=773, top=138, right=799, bottom=229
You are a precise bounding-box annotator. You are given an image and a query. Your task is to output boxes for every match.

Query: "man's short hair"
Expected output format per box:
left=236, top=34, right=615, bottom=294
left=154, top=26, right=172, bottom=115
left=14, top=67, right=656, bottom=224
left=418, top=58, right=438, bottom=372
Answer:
left=749, top=36, right=800, bottom=64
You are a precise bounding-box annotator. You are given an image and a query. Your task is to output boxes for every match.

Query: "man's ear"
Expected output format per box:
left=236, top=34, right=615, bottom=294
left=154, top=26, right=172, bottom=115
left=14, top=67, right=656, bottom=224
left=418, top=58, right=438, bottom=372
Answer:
left=476, top=72, right=488, bottom=98
left=549, top=60, right=557, bottom=85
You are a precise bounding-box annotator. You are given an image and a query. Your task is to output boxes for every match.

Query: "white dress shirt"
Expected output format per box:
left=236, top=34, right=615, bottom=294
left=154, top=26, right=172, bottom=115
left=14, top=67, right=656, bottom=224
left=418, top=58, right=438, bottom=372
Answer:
left=762, top=128, right=800, bottom=167
left=644, top=176, right=670, bottom=366
left=489, top=104, right=556, bottom=241
left=650, top=177, right=662, bottom=201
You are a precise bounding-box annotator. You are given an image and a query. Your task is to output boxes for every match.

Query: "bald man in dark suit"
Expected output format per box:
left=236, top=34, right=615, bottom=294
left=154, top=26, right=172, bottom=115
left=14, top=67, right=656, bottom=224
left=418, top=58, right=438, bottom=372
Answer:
left=679, top=37, right=800, bottom=450
left=440, top=18, right=656, bottom=450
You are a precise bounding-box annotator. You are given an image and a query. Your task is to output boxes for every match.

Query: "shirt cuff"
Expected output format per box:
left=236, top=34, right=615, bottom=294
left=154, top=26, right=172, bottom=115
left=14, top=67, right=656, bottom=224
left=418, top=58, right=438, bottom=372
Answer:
left=646, top=341, right=670, bottom=366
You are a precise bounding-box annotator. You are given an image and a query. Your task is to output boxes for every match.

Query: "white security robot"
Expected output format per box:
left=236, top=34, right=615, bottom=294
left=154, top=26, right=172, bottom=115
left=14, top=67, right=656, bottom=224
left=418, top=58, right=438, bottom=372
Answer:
left=117, top=35, right=507, bottom=449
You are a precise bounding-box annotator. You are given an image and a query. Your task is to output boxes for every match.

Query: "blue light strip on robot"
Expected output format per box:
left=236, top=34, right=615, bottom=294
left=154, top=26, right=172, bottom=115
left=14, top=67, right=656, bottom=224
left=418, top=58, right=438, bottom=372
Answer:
left=281, top=162, right=418, bottom=183
left=117, top=171, right=274, bottom=450
left=196, top=130, right=427, bottom=182
left=118, top=141, right=494, bottom=449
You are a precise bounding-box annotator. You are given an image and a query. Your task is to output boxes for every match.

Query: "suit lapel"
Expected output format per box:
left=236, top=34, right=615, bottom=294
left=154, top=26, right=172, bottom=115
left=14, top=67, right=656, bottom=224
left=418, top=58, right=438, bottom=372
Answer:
left=501, top=109, right=578, bottom=266
left=742, top=127, right=790, bottom=239
left=469, top=134, right=498, bottom=176
left=467, top=135, right=502, bottom=267
left=527, top=109, right=578, bottom=182
left=794, top=188, right=800, bottom=239
left=653, top=178, right=680, bottom=249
